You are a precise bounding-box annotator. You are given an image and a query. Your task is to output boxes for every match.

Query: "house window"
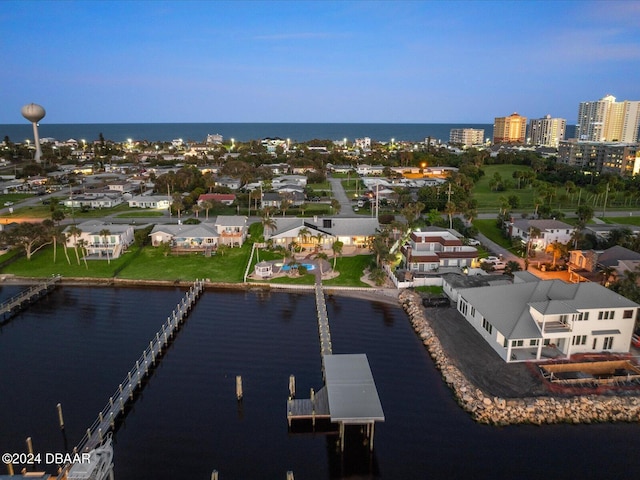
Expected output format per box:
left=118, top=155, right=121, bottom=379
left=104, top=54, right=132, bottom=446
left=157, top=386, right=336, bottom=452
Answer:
left=529, top=339, right=539, bottom=346
left=599, top=310, right=615, bottom=320
left=559, top=314, right=569, bottom=324
left=623, top=310, right=634, bottom=319
left=482, top=319, right=492, bottom=334
left=323, top=219, right=332, bottom=228
left=603, top=336, right=614, bottom=350
left=577, top=312, right=589, bottom=321
left=511, top=339, right=524, bottom=347
left=572, top=335, right=587, bottom=346
left=470, top=306, right=476, bottom=318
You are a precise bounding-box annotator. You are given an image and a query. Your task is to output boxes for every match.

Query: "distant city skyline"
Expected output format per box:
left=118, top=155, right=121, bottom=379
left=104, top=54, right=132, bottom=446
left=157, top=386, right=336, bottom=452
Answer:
left=2, top=0, right=639, bottom=125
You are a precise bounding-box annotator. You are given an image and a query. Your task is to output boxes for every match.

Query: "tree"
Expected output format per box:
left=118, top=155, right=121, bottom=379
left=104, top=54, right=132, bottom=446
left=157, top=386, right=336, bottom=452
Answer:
left=545, top=241, right=568, bottom=268
left=200, top=200, right=213, bottom=220
left=99, top=228, right=112, bottom=264
left=598, top=265, right=617, bottom=286
left=192, top=204, right=202, bottom=218
left=66, top=225, right=82, bottom=265
left=330, top=198, right=341, bottom=215
left=315, top=251, right=329, bottom=276
left=77, top=238, right=89, bottom=269
left=261, top=211, right=277, bottom=238
left=331, top=240, right=343, bottom=270
left=1, top=222, right=52, bottom=260
left=171, top=193, right=184, bottom=219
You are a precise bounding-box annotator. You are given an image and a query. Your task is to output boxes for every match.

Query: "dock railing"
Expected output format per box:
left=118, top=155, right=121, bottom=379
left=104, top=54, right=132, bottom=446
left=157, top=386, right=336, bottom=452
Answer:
left=71, top=279, right=205, bottom=455
left=0, top=275, right=61, bottom=319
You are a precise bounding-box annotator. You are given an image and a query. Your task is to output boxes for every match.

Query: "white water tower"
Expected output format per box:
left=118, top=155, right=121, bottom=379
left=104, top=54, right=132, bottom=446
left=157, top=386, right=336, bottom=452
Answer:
left=21, top=103, right=46, bottom=162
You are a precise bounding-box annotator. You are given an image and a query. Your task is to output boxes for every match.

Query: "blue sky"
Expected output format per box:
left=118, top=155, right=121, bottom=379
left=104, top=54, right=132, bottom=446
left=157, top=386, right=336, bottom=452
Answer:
left=2, top=0, right=639, bottom=124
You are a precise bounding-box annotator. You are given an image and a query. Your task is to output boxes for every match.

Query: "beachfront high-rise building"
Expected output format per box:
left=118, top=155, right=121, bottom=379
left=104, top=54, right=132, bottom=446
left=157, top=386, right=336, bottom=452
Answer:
left=493, top=113, right=527, bottom=144
left=527, top=115, right=566, bottom=148
left=576, top=95, right=640, bottom=142
left=449, top=128, right=485, bottom=147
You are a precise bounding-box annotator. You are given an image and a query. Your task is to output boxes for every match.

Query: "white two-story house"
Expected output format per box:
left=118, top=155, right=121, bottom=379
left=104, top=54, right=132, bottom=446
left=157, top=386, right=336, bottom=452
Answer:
left=400, top=227, right=478, bottom=272
left=456, top=277, right=639, bottom=363
left=64, top=220, right=135, bottom=260
left=508, top=219, right=575, bottom=251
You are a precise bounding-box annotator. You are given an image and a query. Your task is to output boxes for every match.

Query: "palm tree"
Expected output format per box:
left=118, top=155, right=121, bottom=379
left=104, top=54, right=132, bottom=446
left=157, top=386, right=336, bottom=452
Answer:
left=313, top=232, right=325, bottom=252
left=77, top=238, right=89, bottom=269
left=298, top=227, right=311, bottom=246
left=545, top=241, right=567, bottom=268
left=261, top=212, right=277, bottom=239
left=331, top=240, right=343, bottom=270
left=67, top=225, right=82, bottom=265
left=192, top=204, right=202, bottom=219
left=315, top=252, right=329, bottom=276
left=201, top=200, right=213, bottom=221
left=99, top=228, right=112, bottom=264
left=598, top=265, right=617, bottom=286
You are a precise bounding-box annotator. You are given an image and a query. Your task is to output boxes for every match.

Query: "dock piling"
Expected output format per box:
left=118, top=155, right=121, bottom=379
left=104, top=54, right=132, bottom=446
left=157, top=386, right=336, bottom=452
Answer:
left=56, top=403, right=65, bottom=430
left=288, top=375, right=295, bottom=399
left=26, top=437, right=33, bottom=455
left=236, top=376, right=243, bottom=401
left=211, top=470, right=218, bottom=480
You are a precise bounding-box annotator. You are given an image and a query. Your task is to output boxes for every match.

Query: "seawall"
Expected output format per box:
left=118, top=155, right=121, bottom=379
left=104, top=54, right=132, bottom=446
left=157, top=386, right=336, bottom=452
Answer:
left=399, top=289, right=640, bottom=425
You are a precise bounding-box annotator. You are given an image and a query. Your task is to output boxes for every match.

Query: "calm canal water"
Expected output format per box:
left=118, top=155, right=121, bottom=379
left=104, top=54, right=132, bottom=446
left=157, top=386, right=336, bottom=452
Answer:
left=1, top=285, right=640, bottom=479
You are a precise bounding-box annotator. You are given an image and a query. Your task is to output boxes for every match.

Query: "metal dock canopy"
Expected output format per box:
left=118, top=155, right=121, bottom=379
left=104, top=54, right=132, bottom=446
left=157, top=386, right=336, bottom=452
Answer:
left=323, top=354, right=385, bottom=424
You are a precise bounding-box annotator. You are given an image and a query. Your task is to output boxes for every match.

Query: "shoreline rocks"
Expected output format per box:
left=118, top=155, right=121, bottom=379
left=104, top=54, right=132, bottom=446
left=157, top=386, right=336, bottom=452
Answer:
left=399, top=289, right=640, bottom=425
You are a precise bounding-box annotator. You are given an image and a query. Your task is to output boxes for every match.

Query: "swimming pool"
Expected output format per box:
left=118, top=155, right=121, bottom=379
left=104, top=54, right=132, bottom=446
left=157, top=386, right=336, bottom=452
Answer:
left=276, top=263, right=315, bottom=271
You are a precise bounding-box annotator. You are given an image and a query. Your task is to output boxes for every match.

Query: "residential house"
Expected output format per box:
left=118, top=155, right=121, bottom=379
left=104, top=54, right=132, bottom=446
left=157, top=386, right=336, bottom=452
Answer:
left=508, top=218, right=575, bottom=251
left=215, top=215, right=248, bottom=246
left=261, top=191, right=305, bottom=209
left=149, top=215, right=247, bottom=251
left=582, top=223, right=640, bottom=244
left=215, top=177, right=242, bottom=190
left=568, top=245, right=640, bottom=284
left=456, top=278, right=639, bottom=363
left=128, top=195, right=171, bottom=209
left=63, top=192, right=124, bottom=209
left=266, top=216, right=379, bottom=250
left=198, top=193, right=236, bottom=206
left=356, top=164, right=385, bottom=176
left=64, top=220, right=135, bottom=260
left=401, top=227, right=478, bottom=273
left=272, top=175, right=307, bottom=189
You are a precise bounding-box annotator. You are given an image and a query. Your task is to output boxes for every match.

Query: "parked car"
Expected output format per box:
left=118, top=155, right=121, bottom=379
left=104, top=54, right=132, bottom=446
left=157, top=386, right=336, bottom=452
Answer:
left=466, top=238, right=481, bottom=246
left=490, top=261, right=507, bottom=271
left=480, top=256, right=500, bottom=264
left=422, top=296, right=451, bottom=308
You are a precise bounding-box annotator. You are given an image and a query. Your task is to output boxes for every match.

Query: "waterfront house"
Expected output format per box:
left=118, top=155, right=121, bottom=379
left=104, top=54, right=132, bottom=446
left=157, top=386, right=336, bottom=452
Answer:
left=456, top=278, right=639, bottom=363
left=401, top=226, right=478, bottom=273
left=266, top=216, right=379, bottom=250
left=149, top=215, right=247, bottom=251
left=215, top=177, right=242, bottom=190
left=64, top=220, right=135, bottom=260
left=508, top=218, right=575, bottom=251
left=261, top=191, right=305, bottom=209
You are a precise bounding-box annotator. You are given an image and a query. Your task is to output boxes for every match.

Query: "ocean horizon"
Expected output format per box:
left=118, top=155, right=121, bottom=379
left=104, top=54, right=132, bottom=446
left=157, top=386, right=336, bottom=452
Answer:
left=0, top=122, right=577, bottom=145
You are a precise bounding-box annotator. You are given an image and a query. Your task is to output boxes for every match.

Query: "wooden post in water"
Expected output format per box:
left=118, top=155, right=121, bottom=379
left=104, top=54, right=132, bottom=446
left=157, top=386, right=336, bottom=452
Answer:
left=211, top=470, right=218, bottom=480
left=56, top=403, right=65, bottom=430
left=286, top=471, right=294, bottom=480
left=310, top=388, right=315, bottom=427
left=26, top=437, right=33, bottom=455
left=288, top=375, right=295, bottom=399
left=236, top=375, right=243, bottom=401
left=6, top=462, right=13, bottom=475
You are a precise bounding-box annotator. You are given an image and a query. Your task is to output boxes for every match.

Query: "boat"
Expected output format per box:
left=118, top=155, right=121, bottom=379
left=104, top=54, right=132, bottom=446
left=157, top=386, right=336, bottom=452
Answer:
left=65, top=435, right=114, bottom=480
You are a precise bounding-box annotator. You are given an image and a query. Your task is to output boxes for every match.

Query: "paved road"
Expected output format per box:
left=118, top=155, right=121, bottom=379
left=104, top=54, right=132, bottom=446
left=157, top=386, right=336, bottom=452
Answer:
left=328, top=176, right=358, bottom=217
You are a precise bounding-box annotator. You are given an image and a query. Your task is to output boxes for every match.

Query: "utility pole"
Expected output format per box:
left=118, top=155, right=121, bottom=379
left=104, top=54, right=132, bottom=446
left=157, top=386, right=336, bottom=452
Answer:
left=602, top=183, right=609, bottom=218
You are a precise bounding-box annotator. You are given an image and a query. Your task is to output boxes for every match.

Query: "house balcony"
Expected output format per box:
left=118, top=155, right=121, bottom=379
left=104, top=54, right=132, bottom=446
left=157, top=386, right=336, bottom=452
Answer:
left=539, top=320, right=572, bottom=334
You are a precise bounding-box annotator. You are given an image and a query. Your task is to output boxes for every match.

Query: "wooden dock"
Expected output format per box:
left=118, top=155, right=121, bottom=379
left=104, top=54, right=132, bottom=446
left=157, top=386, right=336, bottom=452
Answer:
left=70, top=279, right=206, bottom=455
left=0, top=275, right=61, bottom=321
left=287, top=386, right=330, bottom=426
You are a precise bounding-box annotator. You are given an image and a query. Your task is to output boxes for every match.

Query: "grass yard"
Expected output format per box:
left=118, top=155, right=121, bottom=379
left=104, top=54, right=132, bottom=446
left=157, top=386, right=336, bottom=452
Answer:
left=323, top=255, right=373, bottom=287
left=602, top=216, right=640, bottom=226
left=473, top=219, right=511, bottom=248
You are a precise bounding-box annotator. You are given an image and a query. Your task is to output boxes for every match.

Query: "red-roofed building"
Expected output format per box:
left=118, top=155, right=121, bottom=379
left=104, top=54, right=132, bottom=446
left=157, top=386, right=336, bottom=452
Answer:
left=198, top=193, right=236, bottom=206
left=401, top=226, right=478, bottom=272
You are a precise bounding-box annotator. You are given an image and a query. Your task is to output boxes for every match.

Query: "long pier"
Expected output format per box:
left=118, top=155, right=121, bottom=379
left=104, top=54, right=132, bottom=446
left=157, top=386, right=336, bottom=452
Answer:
left=71, top=280, right=205, bottom=454
left=287, top=277, right=384, bottom=452
left=0, top=275, right=61, bottom=321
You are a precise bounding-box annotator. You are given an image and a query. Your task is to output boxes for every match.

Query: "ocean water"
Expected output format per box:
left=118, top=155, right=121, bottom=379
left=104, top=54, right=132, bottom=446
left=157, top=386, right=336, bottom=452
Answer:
left=0, top=286, right=639, bottom=479
left=0, top=122, right=576, bottom=145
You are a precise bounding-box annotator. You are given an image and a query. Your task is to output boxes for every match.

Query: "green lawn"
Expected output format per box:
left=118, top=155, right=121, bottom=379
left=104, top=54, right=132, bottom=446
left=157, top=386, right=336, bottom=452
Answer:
left=473, top=219, right=511, bottom=248
left=323, top=255, right=373, bottom=287
left=602, top=216, right=640, bottom=226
